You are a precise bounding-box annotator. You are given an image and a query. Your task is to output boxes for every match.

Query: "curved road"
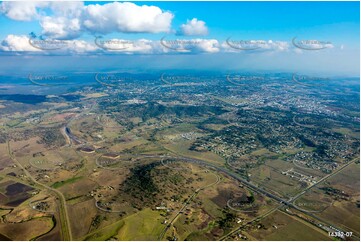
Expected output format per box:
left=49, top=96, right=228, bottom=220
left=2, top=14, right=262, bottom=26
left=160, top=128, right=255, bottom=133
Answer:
left=7, top=141, right=73, bottom=241
left=145, top=153, right=359, bottom=241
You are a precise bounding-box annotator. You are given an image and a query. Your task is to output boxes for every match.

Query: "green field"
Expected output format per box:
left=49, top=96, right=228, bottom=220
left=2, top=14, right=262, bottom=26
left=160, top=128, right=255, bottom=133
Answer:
left=51, top=176, right=83, bottom=189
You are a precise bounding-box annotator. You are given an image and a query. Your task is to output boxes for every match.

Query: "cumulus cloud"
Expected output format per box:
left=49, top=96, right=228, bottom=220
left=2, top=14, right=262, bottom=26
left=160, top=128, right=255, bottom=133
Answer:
left=40, top=16, right=82, bottom=39
left=1, top=1, right=174, bottom=39
left=66, top=40, right=98, bottom=53
left=0, top=35, right=40, bottom=51
left=48, top=1, right=84, bottom=18
left=0, top=1, right=47, bottom=21
left=193, top=39, right=219, bottom=52
left=82, top=2, right=173, bottom=34
left=6, top=33, right=340, bottom=55
left=178, top=18, right=208, bottom=36
left=96, top=38, right=219, bottom=54
left=0, top=34, right=98, bottom=53
left=262, top=40, right=289, bottom=51
left=0, top=2, right=174, bottom=39
left=1, top=35, right=296, bottom=54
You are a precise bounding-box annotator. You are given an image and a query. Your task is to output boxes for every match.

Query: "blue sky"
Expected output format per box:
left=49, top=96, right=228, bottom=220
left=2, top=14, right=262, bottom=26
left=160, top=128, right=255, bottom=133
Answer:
left=0, top=1, right=359, bottom=75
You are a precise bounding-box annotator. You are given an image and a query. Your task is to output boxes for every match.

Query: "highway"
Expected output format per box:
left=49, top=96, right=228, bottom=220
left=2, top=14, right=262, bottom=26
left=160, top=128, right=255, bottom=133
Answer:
left=4, top=102, right=357, bottom=242
left=152, top=154, right=359, bottom=240
left=221, top=156, right=359, bottom=240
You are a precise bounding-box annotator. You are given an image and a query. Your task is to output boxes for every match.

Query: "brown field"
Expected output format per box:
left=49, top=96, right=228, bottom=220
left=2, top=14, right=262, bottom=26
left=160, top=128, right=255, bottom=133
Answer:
left=68, top=198, right=99, bottom=239
left=249, top=165, right=304, bottom=199
left=246, top=210, right=330, bottom=241
left=319, top=201, right=360, bottom=236
left=57, top=177, right=97, bottom=200
left=155, top=123, right=225, bottom=165
left=89, top=169, right=128, bottom=187
left=164, top=169, right=277, bottom=240
left=45, top=112, right=76, bottom=123
left=0, top=216, right=54, bottom=240
left=265, top=159, right=325, bottom=180
left=0, top=94, right=358, bottom=242
left=108, top=137, right=149, bottom=152
left=5, top=201, right=46, bottom=223
left=314, top=163, right=360, bottom=235
left=11, top=137, right=46, bottom=157
left=326, top=163, right=360, bottom=194
left=0, top=143, right=12, bottom=170
left=293, top=190, right=332, bottom=213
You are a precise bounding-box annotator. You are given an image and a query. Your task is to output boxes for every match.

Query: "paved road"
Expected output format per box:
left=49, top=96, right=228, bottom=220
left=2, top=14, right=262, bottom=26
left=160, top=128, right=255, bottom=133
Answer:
left=290, top=157, right=358, bottom=203
left=221, top=157, right=359, bottom=240
left=94, top=151, right=359, bottom=240
left=219, top=204, right=283, bottom=241
left=8, top=120, right=355, bottom=242
left=7, top=141, right=73, bottom=241
left=152, top=153, right=359, bottom=240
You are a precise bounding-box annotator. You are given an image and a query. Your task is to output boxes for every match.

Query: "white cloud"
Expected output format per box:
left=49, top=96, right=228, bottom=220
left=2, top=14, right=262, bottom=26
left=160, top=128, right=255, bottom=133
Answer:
left=66, top=40, right=98, bottom=53
left=1, top=2, right=174, bottom=39
left=40, top=16, right=82, bottom=39
left=178, top=18, right=208, bottom=36
left=96, top=38, right=157, bottom=53
left=292, top=38, right=334, bottom=51
left=96, top=38, right=219, bottom=54
left=193, top=39, right=219, bottom=53
left=1, top=35, right=294, bottom=54
left=0, top=1, right=47, bottom=21
left=0, top=35, right=40, bottom=51
left=222, top=39, right=290, bottom=52
left=0, top=34, right=98, bottom=53
left=263, top=40, right=289, bottom=51
left=0, top=34, right=160, bottom=54
left=0, top=34, right=345, bottom=58
left=49, top=2, right=84, bottom=18
left=82, top=2, right=173, bottom=34
left=159, top=37, right=219, bottom=53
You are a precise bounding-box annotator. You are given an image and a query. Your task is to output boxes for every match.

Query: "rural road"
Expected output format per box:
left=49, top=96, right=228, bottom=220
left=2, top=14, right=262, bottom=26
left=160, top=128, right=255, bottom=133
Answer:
left=7, top=141, right=73, bottom=241
left=158, top=171, right=221, bottom=240
left=145, top=153, right=359, bottom=241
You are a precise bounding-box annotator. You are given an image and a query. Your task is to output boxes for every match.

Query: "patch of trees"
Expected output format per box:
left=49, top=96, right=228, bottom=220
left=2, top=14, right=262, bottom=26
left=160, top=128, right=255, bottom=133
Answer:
left=315, top=144, right=328, bottom=156
left=91, top=215, right=104, bottom=229
left=217, top=209, right=237, bottom=230
left=121, top=162, right=160, bottom=202
left=0, top=131, right=7, bottom=143
left=320, top=186, right=350, bottom=200
left=196, top=116, right=229, bottom=132
left=37, top=129, right=66, bottom=148
left=298, top=135, right=316, bottom=147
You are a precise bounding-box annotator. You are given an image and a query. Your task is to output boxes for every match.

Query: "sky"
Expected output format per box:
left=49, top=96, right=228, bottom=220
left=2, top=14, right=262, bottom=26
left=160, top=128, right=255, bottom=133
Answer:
left=0, top=1, right=359, bottom=76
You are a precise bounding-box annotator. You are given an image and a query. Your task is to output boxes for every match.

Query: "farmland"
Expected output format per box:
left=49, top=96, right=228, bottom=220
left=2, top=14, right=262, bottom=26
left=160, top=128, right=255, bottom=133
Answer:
left=0, top=72, right=359, bottom=240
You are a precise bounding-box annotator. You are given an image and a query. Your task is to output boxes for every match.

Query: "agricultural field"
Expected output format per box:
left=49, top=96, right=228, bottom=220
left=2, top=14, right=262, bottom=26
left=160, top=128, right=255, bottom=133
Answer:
left=0, top=70, right=359, bottom=241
